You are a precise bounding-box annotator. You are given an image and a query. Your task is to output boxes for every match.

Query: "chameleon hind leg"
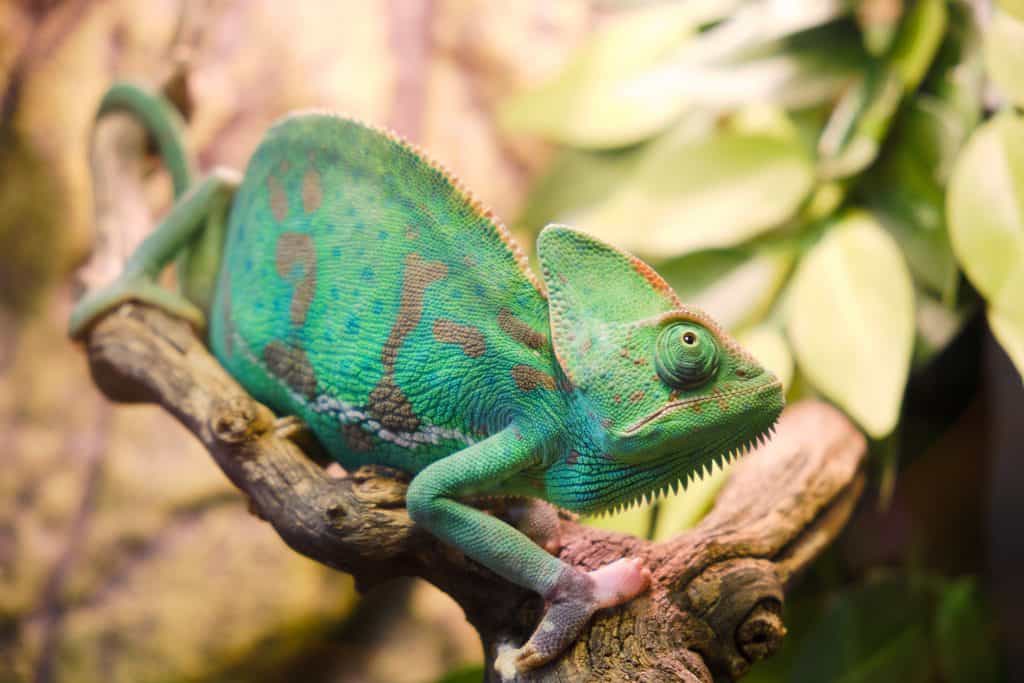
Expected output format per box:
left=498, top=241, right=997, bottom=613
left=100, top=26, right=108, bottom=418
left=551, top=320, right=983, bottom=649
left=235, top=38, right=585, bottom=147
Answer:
left=69, top=168, right=239, bottom=338
left=406, top=428, right=650, bottom=675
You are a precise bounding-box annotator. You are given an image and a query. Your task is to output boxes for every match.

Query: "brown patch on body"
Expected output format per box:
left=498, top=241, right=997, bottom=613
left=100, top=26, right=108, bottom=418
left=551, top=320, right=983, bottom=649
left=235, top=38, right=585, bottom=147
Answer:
left=302, top=167, right=322, bottom=212
left=275, top=233, right=317, bottom=326
left=368, top=377, right=421, bottom=432
left=498, top=308, right=547, bottom=350
left=263, top=341, right=317, bottom=399
left=567, top=450, right=580, bottom=465
left=369, top=253, right=448, bottom=432
left=433, top=318, right=486, bottom=357
left=343, top=424, right=373, bottom=452
left=511, top=364, right=557, bottom=391
left=268, top=174, right=288, bottom=221
left=629, top=390, right=645, bottom=403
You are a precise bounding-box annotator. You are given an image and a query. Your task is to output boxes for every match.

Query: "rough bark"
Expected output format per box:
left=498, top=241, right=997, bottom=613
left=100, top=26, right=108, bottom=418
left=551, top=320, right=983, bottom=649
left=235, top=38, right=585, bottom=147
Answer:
left=72, top=104, right=868, bottom=683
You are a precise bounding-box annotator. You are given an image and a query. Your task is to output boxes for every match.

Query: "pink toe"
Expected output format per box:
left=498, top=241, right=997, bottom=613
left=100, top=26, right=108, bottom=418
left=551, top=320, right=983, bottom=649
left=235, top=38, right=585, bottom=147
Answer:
left=589, top=557, right=651, bottom=609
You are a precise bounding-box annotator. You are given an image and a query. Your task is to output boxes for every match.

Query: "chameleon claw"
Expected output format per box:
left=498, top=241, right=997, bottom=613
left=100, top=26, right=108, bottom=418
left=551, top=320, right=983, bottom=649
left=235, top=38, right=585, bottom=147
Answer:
left=590, top=556, right=651, bottom=609
left=501, top=557, right=651, bottom=676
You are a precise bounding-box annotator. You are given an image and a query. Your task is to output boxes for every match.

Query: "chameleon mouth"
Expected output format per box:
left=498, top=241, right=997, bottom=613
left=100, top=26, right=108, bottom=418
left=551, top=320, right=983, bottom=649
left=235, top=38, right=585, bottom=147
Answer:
left=573, top=417, right=780, bottom=517
left=619, top=378, right=783, bottom=436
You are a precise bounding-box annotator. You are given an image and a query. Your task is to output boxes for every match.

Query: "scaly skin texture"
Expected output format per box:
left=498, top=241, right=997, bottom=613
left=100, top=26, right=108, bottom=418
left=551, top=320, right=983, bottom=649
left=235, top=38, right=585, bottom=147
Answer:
left=70, top=84, right=785, bottom=676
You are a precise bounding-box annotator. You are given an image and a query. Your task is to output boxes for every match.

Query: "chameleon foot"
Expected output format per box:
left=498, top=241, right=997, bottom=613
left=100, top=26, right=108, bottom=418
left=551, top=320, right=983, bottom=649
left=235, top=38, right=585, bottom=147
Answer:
left=495, top=557, right=651, bottom=678
left=69, top=275, right=205, bottom=339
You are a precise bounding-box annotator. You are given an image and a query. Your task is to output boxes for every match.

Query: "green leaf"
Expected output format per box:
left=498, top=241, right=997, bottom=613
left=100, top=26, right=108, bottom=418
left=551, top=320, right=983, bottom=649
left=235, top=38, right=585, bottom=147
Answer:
left=498, top=0, right=738, bottom=148
left=998, top=0, right=1024, bottom=22
left=984, top=9, right=1024, bottom=108
left=934, top=578, right=1002, bottom=683
left=738, top=325, right=794, bottom=391
left=787, top=212, right=915, bottom=438
left=500, top=0, right=862, bottom=148
left=914, top=291, right=973, bottom=367
left=646, top=22, right=865, bottom=112
left=855, top=0, right=903, bottom=56
left=818, top=65, right=904, bottom=179
left=988, top=307, right=1024, bottom=380
left=790, top=576, right=933, bottom=683
left=659, top=245, right=795, bottom=330
left=432, top=665, right=485, bottom=683
left=576, top=119, right=814, bottom=258
left=650, top=459, right=731, bottom=540
left=947, top=112, right=1024, bottom=379
left=861, top=96, right=965, bottom=302
left=889, top=0, right=948, bottom=91
left=926, top=5, right=985, bottom=133
left=515, top=145, right=651, bottom=234
left=819, top=0, right=946, bottom=181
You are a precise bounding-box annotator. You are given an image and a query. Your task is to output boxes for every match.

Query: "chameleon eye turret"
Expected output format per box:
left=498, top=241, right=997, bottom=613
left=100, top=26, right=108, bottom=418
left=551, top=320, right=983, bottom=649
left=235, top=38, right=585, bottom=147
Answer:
left=654, top=322, right=720, bottom=390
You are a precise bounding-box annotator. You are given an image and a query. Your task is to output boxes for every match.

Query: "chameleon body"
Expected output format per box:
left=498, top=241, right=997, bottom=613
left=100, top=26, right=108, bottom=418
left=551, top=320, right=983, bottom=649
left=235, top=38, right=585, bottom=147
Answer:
left=71, top=84, right=784, bottom=675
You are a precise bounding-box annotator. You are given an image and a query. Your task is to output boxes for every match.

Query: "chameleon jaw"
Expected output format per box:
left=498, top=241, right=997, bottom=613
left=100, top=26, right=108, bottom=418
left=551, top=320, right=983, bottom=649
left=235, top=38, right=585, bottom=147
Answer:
left=619, top=378, right=783, bottom=436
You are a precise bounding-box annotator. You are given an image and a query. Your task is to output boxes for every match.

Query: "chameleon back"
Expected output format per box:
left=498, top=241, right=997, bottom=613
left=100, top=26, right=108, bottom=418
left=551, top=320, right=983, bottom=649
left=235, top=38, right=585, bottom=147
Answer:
left=208, top=113, right=559, bottom=474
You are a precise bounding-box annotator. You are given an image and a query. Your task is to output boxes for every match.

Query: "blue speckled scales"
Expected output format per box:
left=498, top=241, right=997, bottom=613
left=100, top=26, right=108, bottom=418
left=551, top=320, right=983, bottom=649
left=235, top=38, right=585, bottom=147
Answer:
left=209, top=113, right=557, bottom=473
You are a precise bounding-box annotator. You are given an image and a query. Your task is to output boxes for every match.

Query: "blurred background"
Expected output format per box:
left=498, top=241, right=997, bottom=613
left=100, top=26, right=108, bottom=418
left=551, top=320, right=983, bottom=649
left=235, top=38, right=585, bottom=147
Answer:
left=1, top=1, right=1022, bottom=681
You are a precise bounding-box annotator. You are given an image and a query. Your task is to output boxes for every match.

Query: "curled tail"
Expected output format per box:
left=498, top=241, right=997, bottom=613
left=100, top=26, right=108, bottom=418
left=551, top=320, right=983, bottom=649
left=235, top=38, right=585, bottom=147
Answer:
left=97, top=82, right=193, bottom=197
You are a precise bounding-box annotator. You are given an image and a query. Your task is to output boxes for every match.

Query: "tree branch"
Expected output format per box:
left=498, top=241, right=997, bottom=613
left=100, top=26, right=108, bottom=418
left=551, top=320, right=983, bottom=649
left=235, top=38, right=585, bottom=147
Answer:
left=73, top=107, right=868, bottom=683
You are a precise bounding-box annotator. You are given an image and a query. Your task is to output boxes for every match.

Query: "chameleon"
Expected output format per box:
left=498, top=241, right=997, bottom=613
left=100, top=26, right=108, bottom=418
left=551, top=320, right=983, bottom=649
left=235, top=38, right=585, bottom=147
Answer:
left=70, top=83, right=784, bottom=676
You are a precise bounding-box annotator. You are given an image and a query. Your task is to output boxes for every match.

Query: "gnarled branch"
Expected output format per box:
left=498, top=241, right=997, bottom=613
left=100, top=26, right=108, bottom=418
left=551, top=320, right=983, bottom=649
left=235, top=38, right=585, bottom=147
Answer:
left=73, top=106, right=868, bottom=683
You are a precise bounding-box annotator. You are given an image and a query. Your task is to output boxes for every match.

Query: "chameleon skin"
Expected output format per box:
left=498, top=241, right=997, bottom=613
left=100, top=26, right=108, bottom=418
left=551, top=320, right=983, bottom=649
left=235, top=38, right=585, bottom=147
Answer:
left=70, top=85, right=784, bottom=675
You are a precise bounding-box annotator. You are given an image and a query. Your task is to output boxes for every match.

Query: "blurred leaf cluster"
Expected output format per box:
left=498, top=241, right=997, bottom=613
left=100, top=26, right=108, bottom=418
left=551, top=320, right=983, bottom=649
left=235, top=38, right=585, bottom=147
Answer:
left=745, top=573, right=1002, bottom=683
left=502, top=0, right=1024, bottom=540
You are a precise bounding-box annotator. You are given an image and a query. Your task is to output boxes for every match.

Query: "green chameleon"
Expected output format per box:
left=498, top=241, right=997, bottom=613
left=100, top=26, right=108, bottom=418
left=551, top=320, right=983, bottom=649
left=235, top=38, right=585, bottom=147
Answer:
left=70, top=83, right=784, bottom=676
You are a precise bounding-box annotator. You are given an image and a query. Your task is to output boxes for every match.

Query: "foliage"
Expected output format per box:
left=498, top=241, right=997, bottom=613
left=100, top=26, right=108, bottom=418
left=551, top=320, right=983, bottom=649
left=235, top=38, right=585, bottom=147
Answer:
left=505, top=0, right=1024, bottom=543
left=744, top=574, right=1002, bottom=683
left=432, top=664, right=487, bottom=683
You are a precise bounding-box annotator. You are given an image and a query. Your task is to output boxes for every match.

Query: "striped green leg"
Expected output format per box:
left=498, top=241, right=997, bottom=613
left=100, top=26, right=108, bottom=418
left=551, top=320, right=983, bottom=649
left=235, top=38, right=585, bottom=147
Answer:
left=69, top=168, right=239, bottom=338
left=406, top=428, right=650, bottom=675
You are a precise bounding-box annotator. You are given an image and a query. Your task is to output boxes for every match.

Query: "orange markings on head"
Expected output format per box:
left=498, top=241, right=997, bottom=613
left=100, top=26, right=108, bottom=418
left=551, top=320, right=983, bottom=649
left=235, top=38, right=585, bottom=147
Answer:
left=629, top=255, right=681, bottom=304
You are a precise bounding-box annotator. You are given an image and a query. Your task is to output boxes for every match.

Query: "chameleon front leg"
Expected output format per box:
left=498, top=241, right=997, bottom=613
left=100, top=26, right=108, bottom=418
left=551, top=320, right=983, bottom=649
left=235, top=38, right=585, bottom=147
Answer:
left=406, top=428, right=650, bottom=676
left=69, top=168, right=239, bottom=338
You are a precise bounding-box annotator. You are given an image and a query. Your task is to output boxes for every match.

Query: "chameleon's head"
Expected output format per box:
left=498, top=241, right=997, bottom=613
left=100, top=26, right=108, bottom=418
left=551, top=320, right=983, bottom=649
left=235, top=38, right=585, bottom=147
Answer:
left=538, top=226, right=783, bottom=510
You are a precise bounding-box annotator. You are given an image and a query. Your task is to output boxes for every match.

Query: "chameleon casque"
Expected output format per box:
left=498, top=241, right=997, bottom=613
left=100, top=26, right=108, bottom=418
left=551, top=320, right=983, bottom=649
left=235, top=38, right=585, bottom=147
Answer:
left=70, top=84, right=784, bottom=675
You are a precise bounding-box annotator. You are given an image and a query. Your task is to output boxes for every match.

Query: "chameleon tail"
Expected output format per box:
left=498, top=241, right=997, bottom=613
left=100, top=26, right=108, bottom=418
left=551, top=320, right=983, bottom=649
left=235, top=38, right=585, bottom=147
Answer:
left=97, top=82, right=193, bottom=197
left=69, top=82, right=232, bottom=338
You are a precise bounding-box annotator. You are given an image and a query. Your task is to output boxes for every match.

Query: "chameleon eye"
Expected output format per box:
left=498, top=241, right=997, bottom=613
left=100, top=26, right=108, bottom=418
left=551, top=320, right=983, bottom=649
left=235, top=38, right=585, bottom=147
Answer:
left=655, top=323, right=719, bottom=390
